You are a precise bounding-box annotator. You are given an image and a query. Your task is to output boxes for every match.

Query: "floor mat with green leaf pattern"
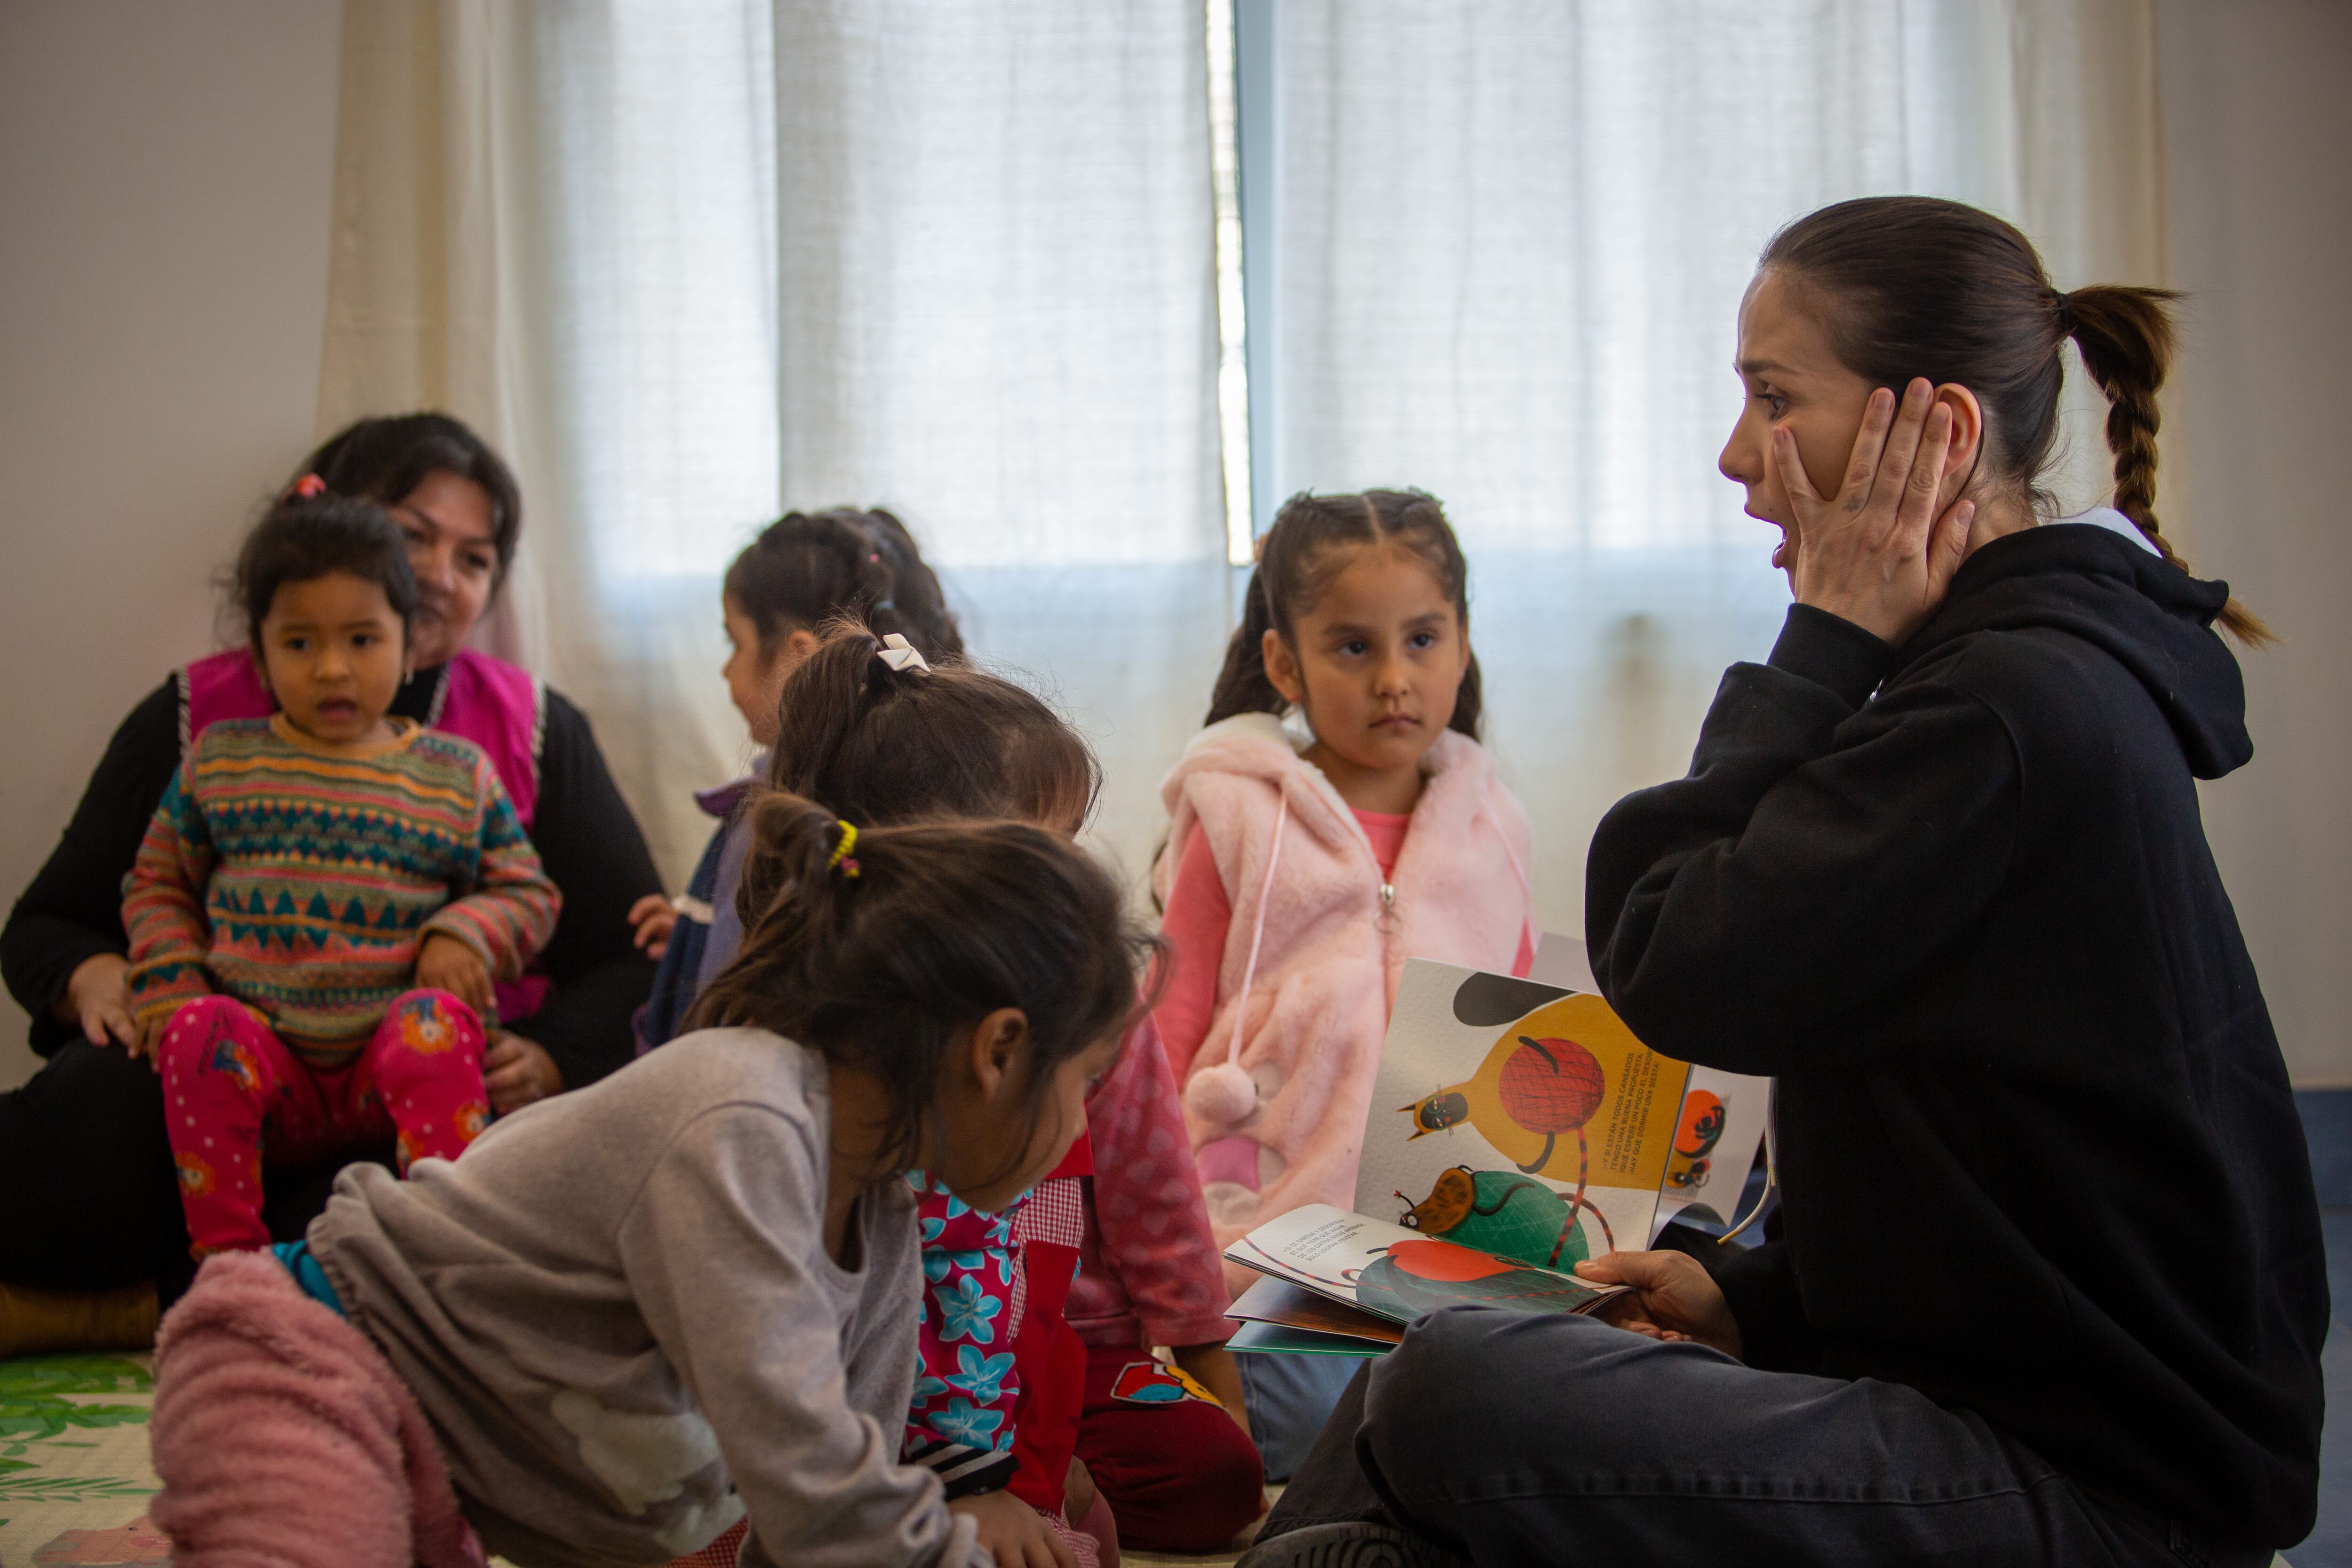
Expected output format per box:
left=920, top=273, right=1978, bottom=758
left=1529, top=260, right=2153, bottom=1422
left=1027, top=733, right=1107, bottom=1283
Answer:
left=0, top=1354, right=167, bottom=1564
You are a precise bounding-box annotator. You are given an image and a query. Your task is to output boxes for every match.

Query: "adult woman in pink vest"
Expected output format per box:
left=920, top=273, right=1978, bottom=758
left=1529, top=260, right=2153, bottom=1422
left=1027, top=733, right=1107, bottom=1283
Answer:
left=0, top=414, right=665, bottom=1347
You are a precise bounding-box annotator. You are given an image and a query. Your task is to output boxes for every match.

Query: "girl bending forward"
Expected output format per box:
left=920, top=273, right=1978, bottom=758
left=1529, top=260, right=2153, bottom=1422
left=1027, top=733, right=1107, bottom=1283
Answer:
left=647, top=625, right=1264, bottom=1565
left=147, top=798, right=1154, bottom=1568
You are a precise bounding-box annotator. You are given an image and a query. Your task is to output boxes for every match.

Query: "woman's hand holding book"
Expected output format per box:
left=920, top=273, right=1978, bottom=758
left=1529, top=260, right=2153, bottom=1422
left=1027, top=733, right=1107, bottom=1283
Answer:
left=1577, top=1250, right=1744, bottom=1360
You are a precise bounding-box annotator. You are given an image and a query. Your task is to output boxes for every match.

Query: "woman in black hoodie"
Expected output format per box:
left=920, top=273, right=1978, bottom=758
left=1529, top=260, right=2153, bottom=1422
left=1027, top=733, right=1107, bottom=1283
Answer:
left=1243, top=199, right=2325, bottom=1568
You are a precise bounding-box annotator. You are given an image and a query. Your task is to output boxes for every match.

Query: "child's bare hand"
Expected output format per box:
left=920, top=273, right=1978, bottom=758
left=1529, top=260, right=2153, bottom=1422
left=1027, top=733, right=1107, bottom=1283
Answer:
left=627, top=894, right=677, bottom=961
left=131, top=994, right=221, bottom=1070
left=946, top=1488, right=1077, bottom=1568
left=414, top=932, right=494, bottom=1019
left=1063, top=1455, right=1097, bottom=1521
left=1172, top=1341, right=1254, bottom=1436
left=130, top=1002, right=187, bottom=1070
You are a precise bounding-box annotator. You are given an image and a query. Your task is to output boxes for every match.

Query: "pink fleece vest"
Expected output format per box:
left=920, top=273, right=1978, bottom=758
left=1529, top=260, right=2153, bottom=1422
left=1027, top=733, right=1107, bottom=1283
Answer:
left=180, top=648, right=544, bottom=830
left=1153, top=713, right=1535, bottom=1254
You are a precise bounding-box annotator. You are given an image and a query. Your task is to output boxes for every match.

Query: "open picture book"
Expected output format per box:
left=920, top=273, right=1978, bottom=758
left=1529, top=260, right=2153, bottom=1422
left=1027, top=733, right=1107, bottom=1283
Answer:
left=1224, top=951, right=1768, bottom=1355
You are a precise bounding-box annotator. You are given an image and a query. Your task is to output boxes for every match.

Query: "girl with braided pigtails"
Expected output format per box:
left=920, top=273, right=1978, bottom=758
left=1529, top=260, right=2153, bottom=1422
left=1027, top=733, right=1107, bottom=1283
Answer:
left=1153, top=489, right=1536, bottom=1484
left=1245, top=196, right=2320, bottom=1568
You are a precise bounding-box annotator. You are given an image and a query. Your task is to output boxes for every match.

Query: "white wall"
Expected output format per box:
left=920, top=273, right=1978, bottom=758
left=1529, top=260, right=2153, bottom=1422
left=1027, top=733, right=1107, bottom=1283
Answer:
left=2158, top=0, right=2352, bottom=1085
left=0, top=1, right=342, bottom=1089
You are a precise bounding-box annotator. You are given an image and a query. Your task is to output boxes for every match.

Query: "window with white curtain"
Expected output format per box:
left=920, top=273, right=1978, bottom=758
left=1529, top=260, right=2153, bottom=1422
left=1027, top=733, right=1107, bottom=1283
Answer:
left=1218, top=0, right=2159, bottom=937
left=329, top=0, right=2161, bottom=920
left=499, top=0, right=1229, bottom=880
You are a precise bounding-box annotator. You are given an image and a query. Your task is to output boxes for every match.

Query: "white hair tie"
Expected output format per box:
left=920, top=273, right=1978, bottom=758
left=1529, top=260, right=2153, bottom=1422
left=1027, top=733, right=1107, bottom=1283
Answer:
left=877, top=633, right=930, bottom=674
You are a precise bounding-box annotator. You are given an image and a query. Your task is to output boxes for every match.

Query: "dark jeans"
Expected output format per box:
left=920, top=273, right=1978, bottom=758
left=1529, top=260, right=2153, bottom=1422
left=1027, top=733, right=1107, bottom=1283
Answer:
left=1260, top=1305, right=2270, bottom=1568
left=1238, top=1341, right=1368, bottom=1481
left=0, top=1038, right=389, bottom=1304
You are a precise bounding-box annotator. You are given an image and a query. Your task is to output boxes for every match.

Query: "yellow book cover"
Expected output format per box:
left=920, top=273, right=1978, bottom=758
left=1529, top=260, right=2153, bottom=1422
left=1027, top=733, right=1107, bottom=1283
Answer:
left=1352, top=958, right=1767, bottom=1271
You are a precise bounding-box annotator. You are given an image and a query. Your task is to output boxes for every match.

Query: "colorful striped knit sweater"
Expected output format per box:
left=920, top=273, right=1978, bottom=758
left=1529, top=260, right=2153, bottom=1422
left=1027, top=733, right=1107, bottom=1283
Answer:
left=124, top=715, right=560, bottom=1068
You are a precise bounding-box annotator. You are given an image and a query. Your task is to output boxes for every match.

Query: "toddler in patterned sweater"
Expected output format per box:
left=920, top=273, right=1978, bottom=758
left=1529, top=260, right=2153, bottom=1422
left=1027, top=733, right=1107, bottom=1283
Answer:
left=123, top=488, right=558, bottom=1258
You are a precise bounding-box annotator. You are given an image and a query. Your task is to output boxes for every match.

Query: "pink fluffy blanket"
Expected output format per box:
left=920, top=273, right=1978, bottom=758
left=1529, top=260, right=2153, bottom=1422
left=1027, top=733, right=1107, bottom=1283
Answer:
left=150, top=1250, right=484, bottom=1568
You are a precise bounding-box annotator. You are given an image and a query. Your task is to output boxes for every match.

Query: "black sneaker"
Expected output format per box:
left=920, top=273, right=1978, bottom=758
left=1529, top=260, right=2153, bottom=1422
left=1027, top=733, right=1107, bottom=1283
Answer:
left=1234, top=1521, right=1470, bottom=1568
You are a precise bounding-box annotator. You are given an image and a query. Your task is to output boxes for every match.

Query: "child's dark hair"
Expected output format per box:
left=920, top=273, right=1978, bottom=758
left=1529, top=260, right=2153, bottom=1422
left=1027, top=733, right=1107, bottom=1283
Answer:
left=723, top=508, right=963, bottom=662
left=293, top=413, right=524, bottom=588
left=692, top=793, right=1156, bottom=1176
left=1207, top=489, right=1484, bottom=736
left=233, top=495, right=419, bottom=650
left=767, top=619, right=1100, bottom=831
left=1762, top=196, right=2269, bottom=645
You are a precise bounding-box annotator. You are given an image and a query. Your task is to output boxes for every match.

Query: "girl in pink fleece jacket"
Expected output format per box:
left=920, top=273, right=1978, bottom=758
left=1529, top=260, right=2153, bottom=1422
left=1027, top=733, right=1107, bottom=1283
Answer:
left=1153, top=490, right=1535, bottom=1476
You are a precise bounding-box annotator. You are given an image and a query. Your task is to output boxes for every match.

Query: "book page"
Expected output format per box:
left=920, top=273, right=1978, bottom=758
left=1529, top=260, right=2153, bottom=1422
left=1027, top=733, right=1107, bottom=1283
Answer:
left=1226, top=1320, right=1389, bottom=1356
left=1227, top=1274, right=1402, bottom=1345
left=1530, top=941, right=1773, bottom=1242
left=1651, top=1061, right=1772, bottom=1241
left=1353, top=960, right=1692, bottom=1268
left=1225, top=1203, right=1622, bottom=1327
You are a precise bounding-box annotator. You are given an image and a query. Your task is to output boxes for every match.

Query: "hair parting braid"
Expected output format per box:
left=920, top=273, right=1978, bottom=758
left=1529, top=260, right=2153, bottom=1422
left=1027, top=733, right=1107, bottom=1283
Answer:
left=1204, top=488, right=1485, bottom=738
left=722, top=508, right=964, bottom=663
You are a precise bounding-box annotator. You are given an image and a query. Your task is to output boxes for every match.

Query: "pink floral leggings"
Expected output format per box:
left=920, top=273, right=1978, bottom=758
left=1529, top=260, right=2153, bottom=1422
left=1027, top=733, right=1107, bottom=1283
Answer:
left=158, top=991, right=491, bottom=1258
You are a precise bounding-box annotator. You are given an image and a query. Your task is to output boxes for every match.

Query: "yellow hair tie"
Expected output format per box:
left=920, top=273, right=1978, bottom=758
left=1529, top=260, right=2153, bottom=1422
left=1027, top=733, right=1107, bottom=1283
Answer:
left=828, top=820, right=861, bottom=878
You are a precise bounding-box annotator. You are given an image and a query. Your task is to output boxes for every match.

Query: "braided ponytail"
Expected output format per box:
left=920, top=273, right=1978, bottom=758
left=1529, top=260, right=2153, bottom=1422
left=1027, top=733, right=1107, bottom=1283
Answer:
left=858, top=509, right=964, bottom=659
left=1204, top=565, right=1289, bottom=726
left=2064, top=287, right=2273, bottom=645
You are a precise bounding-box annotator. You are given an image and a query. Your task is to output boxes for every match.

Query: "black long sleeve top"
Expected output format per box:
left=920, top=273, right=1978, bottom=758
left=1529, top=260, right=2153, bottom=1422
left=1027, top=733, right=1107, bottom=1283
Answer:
left=1586, top=525, right=2327, bottom=1549
left=3, top=665, right=661, bottom=1090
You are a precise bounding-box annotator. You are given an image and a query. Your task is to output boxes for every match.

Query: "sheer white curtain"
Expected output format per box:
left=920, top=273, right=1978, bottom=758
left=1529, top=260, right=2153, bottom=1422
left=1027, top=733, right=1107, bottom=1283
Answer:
left=1252, top=0, right=2167, bottom=936
left=758, top=1, right=1227, bottom=885
left=318, top=0, right=1222, bottom=881
left=318, top=0, right=2164, bottom=914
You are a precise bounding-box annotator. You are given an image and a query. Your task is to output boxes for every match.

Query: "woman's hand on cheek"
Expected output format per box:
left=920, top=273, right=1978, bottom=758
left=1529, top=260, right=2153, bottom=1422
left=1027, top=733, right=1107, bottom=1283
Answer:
left=946, top=1487, right=1078, bottom=1568
left=1773, top=379, right=1976, bottom=646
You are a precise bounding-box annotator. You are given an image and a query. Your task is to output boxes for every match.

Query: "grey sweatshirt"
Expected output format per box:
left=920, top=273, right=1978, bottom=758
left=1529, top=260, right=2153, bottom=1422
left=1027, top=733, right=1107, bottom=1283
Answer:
left=313, top=1027, right=986, bottom=1568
